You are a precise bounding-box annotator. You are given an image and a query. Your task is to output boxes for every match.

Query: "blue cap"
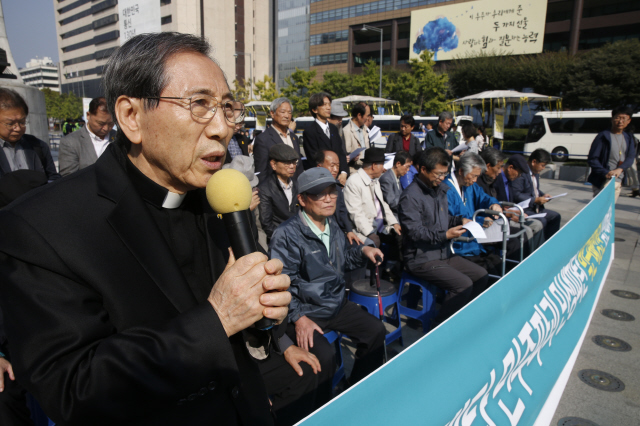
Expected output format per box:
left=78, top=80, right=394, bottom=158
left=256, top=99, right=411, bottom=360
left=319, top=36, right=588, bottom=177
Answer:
left=298, top=167, right=339, bottom=195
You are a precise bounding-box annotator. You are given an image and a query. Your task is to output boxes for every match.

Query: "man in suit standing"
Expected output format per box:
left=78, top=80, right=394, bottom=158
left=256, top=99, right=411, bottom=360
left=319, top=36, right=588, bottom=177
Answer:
left=0, top=32, right=291, bottom=425
left=511, top=149, right=562, bottom=239
left=58, top=97, right=116, bottom=176
left=254, top=97, right=304, bottom=183
left=385, top=115, right=423, bottom=157
left=303, top=92, right=348, bottom=185
left=379, top=150, right=412, bottom=220
left=343, top=101, right=372, bottom=173
left=0, top=88, right=60, bottom=182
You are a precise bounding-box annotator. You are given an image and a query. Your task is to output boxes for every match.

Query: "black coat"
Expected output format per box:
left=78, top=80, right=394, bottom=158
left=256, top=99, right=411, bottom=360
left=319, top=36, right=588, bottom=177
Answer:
left=302, top=121, right=348, bottom=175
left=511, top=171, right=544, bottom=213
left=0, top=134, right=61, bottom=181
left=0, top=145, right=272, bottom=426
left=253, top=126, right=303, bottom=183
left=385, top=133, right=423, bottom=156
left=258, top=173, right=299, bottom=240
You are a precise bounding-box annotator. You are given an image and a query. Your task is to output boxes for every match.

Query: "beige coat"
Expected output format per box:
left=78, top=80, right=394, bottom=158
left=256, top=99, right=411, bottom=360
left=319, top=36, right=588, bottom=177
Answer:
left=343, top=119, right=370, bottom=173
left=343, top=168, right=398, bottom=241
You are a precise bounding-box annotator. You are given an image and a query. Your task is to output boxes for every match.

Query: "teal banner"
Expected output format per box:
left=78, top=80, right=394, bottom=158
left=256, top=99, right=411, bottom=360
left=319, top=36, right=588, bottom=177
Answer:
left=300, top=181, right=615, bottom=426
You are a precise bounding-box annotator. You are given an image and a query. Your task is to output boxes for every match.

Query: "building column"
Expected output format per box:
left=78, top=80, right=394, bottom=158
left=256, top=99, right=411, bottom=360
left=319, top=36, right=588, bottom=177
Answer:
left=569, top=0, right=584, bottom=55
left=391, top=20, right=398, bottom=67
left=348, top=27, right=354, bottom=73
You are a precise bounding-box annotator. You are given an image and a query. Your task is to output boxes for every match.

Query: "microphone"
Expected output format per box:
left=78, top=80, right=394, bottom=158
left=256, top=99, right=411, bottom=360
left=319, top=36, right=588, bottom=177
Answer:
left=206, top=169, right=274, bottom=330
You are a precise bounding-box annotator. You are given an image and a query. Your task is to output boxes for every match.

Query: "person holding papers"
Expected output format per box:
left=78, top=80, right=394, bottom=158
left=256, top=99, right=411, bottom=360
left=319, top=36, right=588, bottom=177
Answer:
left=399, top=148, right=489, bottom=326
left=445, top=153, right=504, bottom=276
left=511, top=149, right=562, bottom=239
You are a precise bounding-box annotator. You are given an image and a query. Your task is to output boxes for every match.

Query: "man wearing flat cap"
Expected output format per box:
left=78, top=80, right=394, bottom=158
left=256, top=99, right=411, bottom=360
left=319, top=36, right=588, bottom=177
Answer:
left=269, top=167, right=386, bottom=399
left=344, top=147, right=401, bottom=248
left=258, top=143, right=300, bottom=242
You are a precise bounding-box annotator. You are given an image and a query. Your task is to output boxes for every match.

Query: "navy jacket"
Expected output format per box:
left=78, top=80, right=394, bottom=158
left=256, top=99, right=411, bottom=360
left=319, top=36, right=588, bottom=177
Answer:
left=335, top=186, right=354, bottom=234
left=399, top=177, right=463, bottom=269
left=424, top=129, right=457, bottom=151
left=385, top=133, right=423, bottom=156
left=269, top=211, right=366, bottom=323
left=253, top=126, right=304, bottom=183
left=587, top=130, right=636, bottom=188
left=511, top=170, right=545, bottom=213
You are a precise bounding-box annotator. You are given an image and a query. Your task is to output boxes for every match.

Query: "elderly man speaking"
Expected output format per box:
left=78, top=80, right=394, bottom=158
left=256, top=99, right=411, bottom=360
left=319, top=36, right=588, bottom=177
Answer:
left=0, top=33, right=291, bottom=425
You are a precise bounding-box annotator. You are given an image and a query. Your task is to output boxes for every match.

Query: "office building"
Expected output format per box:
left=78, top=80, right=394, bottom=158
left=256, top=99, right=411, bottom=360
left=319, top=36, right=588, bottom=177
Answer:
left=54, top=0, right=274, bottom=99
left=294, top=0, right=640, bottom=80
left=19, top=57, right=61, bottom=92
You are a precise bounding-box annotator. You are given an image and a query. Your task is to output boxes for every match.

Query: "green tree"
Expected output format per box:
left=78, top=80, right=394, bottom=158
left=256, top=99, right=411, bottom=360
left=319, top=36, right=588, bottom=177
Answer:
left=565, top=39, right=640, bottom=109
left=253, top=75, right=279, bottom=102
left=352, top=60, right=388, bottom=97
left=408, top=51, right=448, bottom=115
left=320, top=71, right=354, bottom=98
left=231, top=79, right=250, bottom=101
left=281, top=68, right=322, bottom=116
left=42, top=88, right=82, bottom=121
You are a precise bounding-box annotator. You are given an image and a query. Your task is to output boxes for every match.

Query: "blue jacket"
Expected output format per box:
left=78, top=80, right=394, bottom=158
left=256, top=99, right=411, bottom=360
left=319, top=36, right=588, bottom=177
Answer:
left=587, top=130, right=636, bottom=188
left=400, top=165, right=418, bottom=190
left=445, top=177, right=499, bottom=256
left=269, top=211, right=367, bottom=323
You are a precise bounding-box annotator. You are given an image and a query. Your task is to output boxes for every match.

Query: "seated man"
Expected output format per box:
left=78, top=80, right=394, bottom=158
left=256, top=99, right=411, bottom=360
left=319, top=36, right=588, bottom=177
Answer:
left=510, top=148, right=562, bottom=239
left=269, top=167, right=386, bottom=397
left=379, top=150, right=412, bottom=219
left=344, top=148, right=401, bottom=248
left=399, top=148, right=489, bottom=325
left=481, top=151, right=545, bottom=256
left=385, top=115, right=422, bottom=156
left=445, top=153, right=503, bottom=275
left=258, top=144, right=300, bottom=242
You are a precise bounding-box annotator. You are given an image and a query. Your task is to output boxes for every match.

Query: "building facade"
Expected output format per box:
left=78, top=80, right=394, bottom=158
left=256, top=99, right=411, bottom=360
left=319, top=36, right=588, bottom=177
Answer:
left=54, top=0, right=274, bottom=99
left=299, top=0, right=640, bottom=81
left=19, top=57, right=61, bottom=92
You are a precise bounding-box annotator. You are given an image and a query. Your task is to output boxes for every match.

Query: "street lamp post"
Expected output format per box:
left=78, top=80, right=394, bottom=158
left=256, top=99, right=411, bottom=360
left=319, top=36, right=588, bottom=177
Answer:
left=360, top=24, right=383, bottom=98
left=234, top=52, right=253, bottom=100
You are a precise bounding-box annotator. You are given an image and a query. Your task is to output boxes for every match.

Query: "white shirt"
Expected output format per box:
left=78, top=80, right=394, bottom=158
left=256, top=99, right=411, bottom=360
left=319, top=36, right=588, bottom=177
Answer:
left=87, top=127, right=113, bottom=158
left=278, top=178, right=293, bottom=205
left=315, top=119, right=330, bottom=138
left=274, top=127, right=294, bottom=149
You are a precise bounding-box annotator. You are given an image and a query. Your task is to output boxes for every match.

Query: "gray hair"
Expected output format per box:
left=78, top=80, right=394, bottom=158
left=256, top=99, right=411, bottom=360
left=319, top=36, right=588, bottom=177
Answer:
left=438, top=111, right=454, bottom=122
left=103, top=32, right=213, bottom=150
left=459, top=152, right=486, bottom=175
left=270, top=97, right=293, bottom=113
left=480, top=147, right=505, bottom=167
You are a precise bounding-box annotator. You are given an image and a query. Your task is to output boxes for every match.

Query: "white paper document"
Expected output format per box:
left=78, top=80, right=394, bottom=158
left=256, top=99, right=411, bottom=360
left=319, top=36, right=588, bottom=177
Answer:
left=546, top=193, right=567, bottom=200
left=348, top=147, right=366, bottom=162
left=507, top=198, right=531, bottom=213
left=451, top=143, right=469, bottom=154
left=462, top=221, right=486, bottom=239
left=476, top=222, right=510, bottom=244
left=526, top=213, right=547, bottom=219
left=368, top=125, right=382, bottom=142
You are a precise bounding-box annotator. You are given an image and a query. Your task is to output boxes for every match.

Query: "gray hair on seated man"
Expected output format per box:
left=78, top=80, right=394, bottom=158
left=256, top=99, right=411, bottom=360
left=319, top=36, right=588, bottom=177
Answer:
left=270, top=97, right=293, bottom=113
left=438, top=111, right=454, bottom=122
left=458, top=152, right=487, bottom=175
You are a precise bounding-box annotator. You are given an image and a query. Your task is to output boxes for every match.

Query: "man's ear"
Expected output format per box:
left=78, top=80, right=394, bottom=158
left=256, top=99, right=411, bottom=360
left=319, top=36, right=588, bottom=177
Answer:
left=297, top=193, right=306, bottom=208
left=114, top=96, right=143, bottom=145
left=270, top=159, right=277, bottom=171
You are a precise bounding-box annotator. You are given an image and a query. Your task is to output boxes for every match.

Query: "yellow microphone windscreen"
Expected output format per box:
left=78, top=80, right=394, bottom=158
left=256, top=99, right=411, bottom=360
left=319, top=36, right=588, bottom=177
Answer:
left=206, top=169, right=253, bottom=214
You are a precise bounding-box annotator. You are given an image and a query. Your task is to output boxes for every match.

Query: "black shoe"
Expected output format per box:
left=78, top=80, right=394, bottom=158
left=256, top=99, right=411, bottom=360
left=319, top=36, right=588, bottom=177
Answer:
left=629, top=189, right=640, bottom=198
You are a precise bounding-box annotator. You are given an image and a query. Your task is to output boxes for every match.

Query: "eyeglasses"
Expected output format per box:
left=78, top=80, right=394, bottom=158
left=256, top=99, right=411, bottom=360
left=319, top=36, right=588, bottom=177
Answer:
left=2, top=120, right=27, bottom=130
left=278, top=160, right=298, bottom=166
left=146, top=94, right=245, bottom=124
left=307, top=189, right=338, bottom=201
left=430, top=171, right=448, bottom=178
left=613, top=116, right=630, bottom=122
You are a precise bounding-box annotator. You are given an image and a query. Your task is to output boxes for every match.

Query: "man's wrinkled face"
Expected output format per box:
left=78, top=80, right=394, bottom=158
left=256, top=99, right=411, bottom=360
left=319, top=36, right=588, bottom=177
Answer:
left=365, top=114, right=373, bottom=128
left=485, top=162, right=502, bottom=179
left=396, top=160, right=412, bottom=177
left=399, top=121, right=413, bottom=137
left=459, top=167, right=482, bottom=187
left=319, top=151, right=340, bottom=179
left=299, top=185, right=337, bottom=219
left=271, top=159, right=297, bottom=181
left=87, top=108, right=114, bottom=139
left=504, top=165, right=521, bottom=181
left=0, top=107, right=27, bottom=144
left=529, top=160, right=546, bottom=175
left=420, top=163, right=448, bottom=188
left=271, top=102, right=292, bottom=129
left=370, top=162, right=384, bottom=179
left=354, top=105, right=371, bottom=128
left=132, top=51, right=234, bottom=193
left=438, top=118, right=452, bottom=134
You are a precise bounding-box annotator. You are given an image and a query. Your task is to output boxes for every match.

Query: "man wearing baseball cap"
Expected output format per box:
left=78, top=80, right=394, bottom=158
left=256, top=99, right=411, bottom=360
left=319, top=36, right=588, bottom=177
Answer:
left=269, top=167, right=386, bottom=400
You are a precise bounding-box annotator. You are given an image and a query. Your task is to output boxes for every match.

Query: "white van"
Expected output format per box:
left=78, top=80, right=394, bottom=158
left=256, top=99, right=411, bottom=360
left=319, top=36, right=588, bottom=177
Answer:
left=524, top=111, right=640, bottom=162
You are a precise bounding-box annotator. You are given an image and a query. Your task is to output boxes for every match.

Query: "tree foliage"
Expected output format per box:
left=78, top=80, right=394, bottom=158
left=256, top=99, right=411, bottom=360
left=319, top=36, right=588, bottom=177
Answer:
left=253, top=75, right=279, bottom=102
left=231, top=79, right=250, bottom=101
left=42, top=88, right=83, bottom=121
left=281, top=68, right=322, bottom=116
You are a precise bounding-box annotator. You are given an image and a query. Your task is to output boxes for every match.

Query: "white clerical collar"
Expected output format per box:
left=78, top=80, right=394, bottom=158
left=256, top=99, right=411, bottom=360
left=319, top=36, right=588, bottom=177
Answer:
left=162, top=191, right=186, bottom=209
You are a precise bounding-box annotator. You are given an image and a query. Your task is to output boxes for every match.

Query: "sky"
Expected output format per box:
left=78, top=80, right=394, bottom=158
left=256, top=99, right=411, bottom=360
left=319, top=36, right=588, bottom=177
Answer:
left=3, top=0, right=59, bottom=69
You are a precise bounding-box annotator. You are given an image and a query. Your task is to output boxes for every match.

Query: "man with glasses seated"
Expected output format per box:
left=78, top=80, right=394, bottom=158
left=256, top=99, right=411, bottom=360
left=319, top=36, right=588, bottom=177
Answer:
left=258, top=144, right=300, bottom=243
left=269, top=167, right=386, bottom=399
left=0, top=88, right=60, bottom=182
left=399, top=148, right=489, bottom=326
left=0, top=32, right=292, bottom=425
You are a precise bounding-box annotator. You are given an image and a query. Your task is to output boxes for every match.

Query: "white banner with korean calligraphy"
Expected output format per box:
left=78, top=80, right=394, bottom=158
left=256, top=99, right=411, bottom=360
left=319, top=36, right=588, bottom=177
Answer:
left=119, top=0, right=161, bottom=46
left=410, top=0, right=547, bottom=61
